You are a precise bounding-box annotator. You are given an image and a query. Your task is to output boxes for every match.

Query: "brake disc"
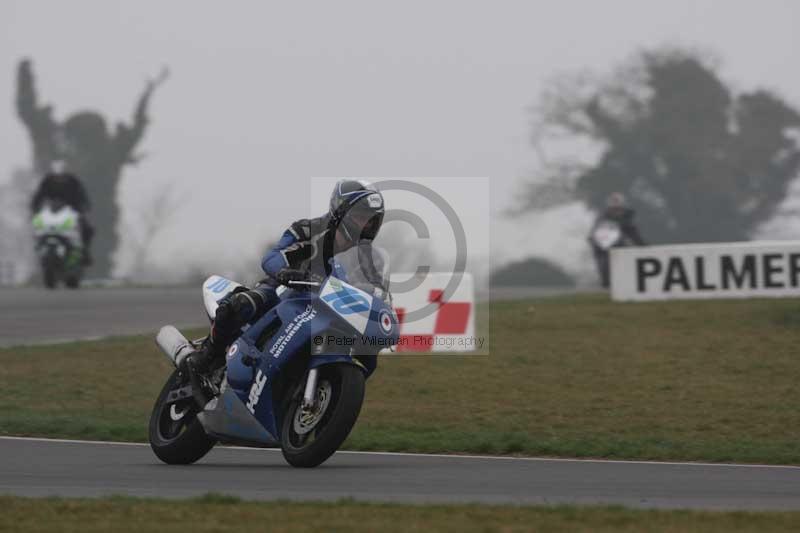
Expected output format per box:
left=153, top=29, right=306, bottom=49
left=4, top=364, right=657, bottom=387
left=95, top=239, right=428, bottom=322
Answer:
left=169, top=404, right=189, bottom=421
left=293, top=380, right=333, bottom=435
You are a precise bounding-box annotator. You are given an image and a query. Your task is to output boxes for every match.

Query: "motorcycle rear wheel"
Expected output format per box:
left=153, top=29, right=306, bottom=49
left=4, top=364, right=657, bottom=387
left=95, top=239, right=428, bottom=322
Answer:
left=42, top=266, right=57, bottom=289
left=149, top=369, right=217, bottom=465
left=280, top=363, right=365, bottom=468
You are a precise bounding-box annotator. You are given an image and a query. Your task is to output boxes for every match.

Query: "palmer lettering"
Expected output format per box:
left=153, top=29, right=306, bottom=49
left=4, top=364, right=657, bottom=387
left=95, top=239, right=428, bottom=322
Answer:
left=720, top=255, right=756, bottom=289
left=695, top=256, right=715, bottom=290
left=616, top=244, right=800, bottom=301
left=762, top=253, right=784, bottom=288
left=663, top=257, right=690, bottom=292
left=636, top=257, right=661, bottom=292
left=791, top=253, right=800, bottom=287
left=631, top=252, right=800, bottom=294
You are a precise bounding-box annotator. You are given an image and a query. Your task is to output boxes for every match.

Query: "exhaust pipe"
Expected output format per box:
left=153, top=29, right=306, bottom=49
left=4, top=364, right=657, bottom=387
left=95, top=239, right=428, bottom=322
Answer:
left=156, top=325, right=196, bottom=367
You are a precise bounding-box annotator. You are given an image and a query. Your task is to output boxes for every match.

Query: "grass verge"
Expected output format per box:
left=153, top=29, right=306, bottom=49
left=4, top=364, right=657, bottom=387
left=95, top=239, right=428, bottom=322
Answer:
left=2, top=495, right=800, bottom=533
left=1, top=294, right=799, bottom=463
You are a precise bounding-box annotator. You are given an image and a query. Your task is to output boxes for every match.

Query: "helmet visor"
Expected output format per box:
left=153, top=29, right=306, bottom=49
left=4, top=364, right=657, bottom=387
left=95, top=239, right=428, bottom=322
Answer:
left=342, top=193, right=384, bottom=241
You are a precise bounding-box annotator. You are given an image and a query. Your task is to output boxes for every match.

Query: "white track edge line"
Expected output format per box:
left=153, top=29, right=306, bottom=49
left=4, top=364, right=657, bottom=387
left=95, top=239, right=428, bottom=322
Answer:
left=1, top=436, right=798, bottom=470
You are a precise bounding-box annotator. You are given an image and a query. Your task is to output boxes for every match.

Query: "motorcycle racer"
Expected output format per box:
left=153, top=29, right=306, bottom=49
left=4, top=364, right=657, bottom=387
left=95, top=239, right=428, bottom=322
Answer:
left=184, top=179, right=386, bottom=378
left=30, top=171, right=95, bottom=266
left=588, top=192, right=646, bottom=288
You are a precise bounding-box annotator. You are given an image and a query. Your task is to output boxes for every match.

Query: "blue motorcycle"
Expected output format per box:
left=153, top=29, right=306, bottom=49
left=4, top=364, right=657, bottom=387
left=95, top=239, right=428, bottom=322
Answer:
left=148, top=247, right=398, bottom=467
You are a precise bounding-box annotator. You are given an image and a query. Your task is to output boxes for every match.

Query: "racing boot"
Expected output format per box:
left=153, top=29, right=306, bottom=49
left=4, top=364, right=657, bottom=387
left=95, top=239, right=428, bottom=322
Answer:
left=183, top=335, right=224, bottom=376
left=180, top=336, right=226, bottom=408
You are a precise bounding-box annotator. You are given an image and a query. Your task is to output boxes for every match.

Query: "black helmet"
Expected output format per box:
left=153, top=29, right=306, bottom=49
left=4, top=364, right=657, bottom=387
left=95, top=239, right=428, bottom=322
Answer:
left=329, top=179, right=385, bottom=242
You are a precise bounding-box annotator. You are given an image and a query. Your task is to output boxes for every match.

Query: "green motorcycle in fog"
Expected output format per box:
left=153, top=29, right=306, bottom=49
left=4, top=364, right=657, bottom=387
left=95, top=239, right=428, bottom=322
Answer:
left=31, top=201, right=84, bottom=289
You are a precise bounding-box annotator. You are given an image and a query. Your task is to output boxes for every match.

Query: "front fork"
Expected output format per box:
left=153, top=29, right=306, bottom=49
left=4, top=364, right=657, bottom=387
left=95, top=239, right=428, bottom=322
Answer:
left=301, top=368, right=319, bottom=410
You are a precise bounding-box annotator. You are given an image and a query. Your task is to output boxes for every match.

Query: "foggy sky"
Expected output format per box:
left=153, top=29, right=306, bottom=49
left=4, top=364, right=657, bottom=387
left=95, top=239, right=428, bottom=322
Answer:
left=2, top=1, right=799, bottom=281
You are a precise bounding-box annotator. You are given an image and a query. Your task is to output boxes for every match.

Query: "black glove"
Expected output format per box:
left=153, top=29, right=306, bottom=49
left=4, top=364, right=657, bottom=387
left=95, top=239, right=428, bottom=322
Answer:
left=275, top=269, right=323, bottom=287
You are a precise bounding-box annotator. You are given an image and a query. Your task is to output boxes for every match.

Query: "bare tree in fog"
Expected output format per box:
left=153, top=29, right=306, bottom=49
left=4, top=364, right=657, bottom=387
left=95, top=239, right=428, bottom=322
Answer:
left=15, top=59, right=168, bottom=278
left=123, top=184, right=181, bottom=281
left=520, top=48, right=800, bottom=244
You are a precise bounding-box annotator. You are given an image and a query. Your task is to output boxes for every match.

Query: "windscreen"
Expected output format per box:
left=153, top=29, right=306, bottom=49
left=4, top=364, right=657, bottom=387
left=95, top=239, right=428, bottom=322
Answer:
left=331, top=244, right=392, bottom=303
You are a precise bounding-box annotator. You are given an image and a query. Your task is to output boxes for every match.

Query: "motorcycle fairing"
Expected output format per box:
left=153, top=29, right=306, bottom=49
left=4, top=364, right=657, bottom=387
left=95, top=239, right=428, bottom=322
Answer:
left=319, top=277, right=374, bottom=334
left=212, top=276, right=398, bottom=445
left=33, top=205, right=85, bottom=279
left=309, top=353, right=367, bottom=372
left=202, top=276, right=245, bottom=318
left=223, top=295, right=336, bottom=439
left=592, top=220, right=623, bottom=250
left=198, top=384, right=278, bottom=447
left=32, top=204, right=82, bottom=245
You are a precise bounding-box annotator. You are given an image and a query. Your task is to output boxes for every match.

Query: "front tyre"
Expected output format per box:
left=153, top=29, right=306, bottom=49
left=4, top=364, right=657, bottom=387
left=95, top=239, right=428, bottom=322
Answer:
left=281, top=363, right=365, bottom=468
left=149, top=369, right=216, bottom=465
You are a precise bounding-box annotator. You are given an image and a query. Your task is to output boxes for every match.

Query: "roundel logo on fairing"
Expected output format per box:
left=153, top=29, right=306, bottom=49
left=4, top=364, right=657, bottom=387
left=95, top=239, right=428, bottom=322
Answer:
left=379, top=310, right=393, bottom=333
left=227, top=343, right=239, bottom=359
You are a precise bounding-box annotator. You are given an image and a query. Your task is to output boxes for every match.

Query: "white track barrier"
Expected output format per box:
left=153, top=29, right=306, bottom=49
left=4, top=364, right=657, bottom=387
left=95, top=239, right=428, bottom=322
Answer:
left=389, top=272, right=476, bottom=352
left=611, top=241, right=800, bottom=301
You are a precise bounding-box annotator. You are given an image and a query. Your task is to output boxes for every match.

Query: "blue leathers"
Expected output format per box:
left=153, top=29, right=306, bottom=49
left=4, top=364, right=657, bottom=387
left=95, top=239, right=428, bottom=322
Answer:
left=261, top=214, right=337, bottom=284
left=211, top=214, right=349, bottom=353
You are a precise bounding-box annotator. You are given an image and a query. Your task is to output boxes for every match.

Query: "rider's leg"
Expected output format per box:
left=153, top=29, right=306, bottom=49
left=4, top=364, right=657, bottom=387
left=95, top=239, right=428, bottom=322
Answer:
left=187, top=286, right=280, bottom=371
left=593, top=249, right=610, bottom=288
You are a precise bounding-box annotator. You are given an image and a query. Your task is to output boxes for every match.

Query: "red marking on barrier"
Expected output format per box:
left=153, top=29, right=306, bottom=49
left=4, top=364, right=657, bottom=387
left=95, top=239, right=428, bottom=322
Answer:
left=391, top=290, right=472, bottom=351
left=434, top=302, right=471, bottom=334
left=429, top=289, right=471, bottom=335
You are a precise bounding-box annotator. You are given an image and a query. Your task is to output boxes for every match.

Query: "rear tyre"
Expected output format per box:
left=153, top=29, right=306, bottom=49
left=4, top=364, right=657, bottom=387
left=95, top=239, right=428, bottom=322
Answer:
left=281, top=363, right=365, bottom=468
left=42, top=265, right=57, bottom=289
left=149, top=369, right=217, bottom=465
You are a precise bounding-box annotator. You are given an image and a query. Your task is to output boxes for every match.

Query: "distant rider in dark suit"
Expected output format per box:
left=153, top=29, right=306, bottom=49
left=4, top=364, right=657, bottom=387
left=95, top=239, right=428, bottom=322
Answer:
left=588, top=192, right=645, bottom=288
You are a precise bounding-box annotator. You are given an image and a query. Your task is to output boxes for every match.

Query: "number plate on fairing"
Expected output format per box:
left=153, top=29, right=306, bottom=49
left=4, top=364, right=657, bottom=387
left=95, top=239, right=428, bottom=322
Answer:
left=319, top=277, right=373, bottom=334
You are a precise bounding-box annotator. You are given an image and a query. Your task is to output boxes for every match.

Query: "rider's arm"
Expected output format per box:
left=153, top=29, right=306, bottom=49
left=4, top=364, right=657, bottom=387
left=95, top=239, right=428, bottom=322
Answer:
left=261, top=230, right=299, bottom=277
left=72, top=176, right=91, bottom=212
left=30, top=184, right=45, bottom=213
left=621, top=212, right=645, bottom=246
left=261, top=222, right=318, bottom=276
left=625, top=225, right=645, bottom=246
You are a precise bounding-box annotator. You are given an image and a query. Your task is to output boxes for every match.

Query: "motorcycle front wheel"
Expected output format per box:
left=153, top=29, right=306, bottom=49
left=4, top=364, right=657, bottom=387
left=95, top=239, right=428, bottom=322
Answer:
left=149, top=369, right=217, bottom=465
left=280, top=363, right=365, bottom=468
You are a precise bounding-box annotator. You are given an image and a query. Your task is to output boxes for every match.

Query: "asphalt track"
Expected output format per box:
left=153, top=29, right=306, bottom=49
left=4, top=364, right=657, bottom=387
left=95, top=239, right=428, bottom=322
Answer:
left=0, top=286, right=586, bottom=347
left=4, top=286, right=797, bottom=511
left=1, top=437, right=799, bottom=510
left=0, top=287, right=203, bottom=347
